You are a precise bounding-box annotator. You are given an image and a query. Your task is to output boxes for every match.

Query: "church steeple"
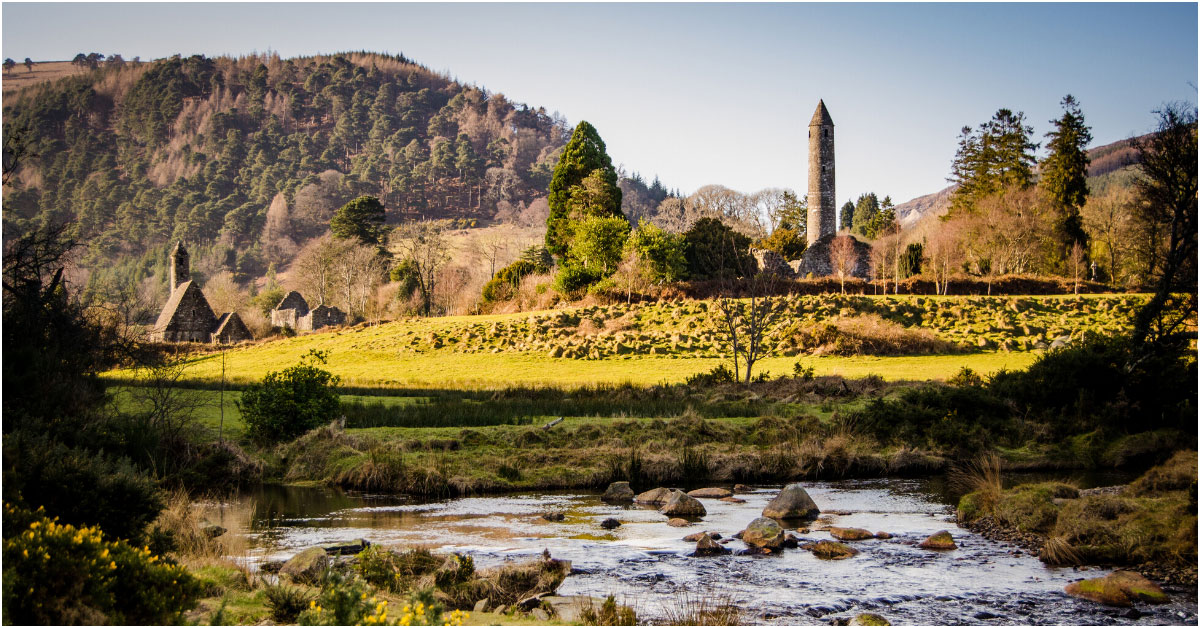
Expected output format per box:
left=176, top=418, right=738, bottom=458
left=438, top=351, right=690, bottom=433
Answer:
left=169, top=241, right=190, bottom=293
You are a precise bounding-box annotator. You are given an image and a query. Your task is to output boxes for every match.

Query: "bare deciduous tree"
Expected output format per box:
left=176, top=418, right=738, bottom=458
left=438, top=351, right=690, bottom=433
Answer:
left=291, top=234, right=340, bottom=306
left=830, top=235, right=859, bottom=294
left=926, top=219, right=963, bottom=295
left=1069, top=241, right=1085, bottom=295
left=204, top=271, right=247, bottom=315
left=1082, top=185, right=1134, bottom=286
left=391, top=220, right=452, bottom=316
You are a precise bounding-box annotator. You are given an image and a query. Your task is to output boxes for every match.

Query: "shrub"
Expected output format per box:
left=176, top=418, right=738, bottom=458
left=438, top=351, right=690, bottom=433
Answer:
left=1, top=433, right=163, bottom=542
left=626, top=222, right=688, bottom=283
left=482, top=260, right=541, bottom=303
left=685, top=364, right=735, bottom=388
left=239, top=350, right=341, bottom=444
left=265, top=584, right=316, bottom=623
left=683, top=217, right=754, bottom=280
left=580, top=595, right=637, bottom=626
left=756, top=227, right=806, bottom=260
left=2, top=503, right=201, bottom=625
left=552, top=263, right=603, bottom=297
left=356, top=546, right=441, bottom=593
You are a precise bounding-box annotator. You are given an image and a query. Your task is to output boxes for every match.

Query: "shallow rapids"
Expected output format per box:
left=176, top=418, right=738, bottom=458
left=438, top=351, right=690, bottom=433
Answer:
left=213, top=478, right=1197, bottom=625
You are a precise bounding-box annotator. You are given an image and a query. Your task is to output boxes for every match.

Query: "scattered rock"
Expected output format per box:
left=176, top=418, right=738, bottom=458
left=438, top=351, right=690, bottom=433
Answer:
left=516, top=595, right=546, bottom=611
left=541, top=512, right=566, bottom=522
left=919, top=530, right=957, bottom=550
left=733, top=483, right=752, bottom=493
left=762, top=483, right=820, bottom=520
left=258, top=560, right=284, bottom=574
left=636, top=487, right=674, bottom=505
left=783, top=533, right=802, bottom=549
left=324, top=538, right=370, bottom=555
left=874, top=531, right=892, bottom=540
left=667, top=518, right=690, bottom=527
left=600, top=518, right=621, bottom=530
left=279, top=547, right=328, bottom=584
left=687, top=487, right=733, bottom=499
left=531, top=608, right=550, bottom=621
left=742, top=517, right=785, bottom=550
left=601, top=481, right=635, bottom=503
left=493, top=605, right=508, bottom=616
left=829, top=527, right=874, bottom=541
left=973, top=611, right=1000, bottom=620
left=1065, top=571, right=1170, bottom=607
left=202, top=524, right=226, bottom=539
left=733, top=530, right=745, bottom=539
left=661, top=490, right=707, bottom=517
left=683, top=531, right=722, bottom=542
left=473, top=598, right=490, bottom=613
left=809, top=540, right=859, bottom=560
left=692, top=533, right=731, bottom=557
left=720, top=496, right=747, bottom=503
left=849, top=612, right=891, bottom=625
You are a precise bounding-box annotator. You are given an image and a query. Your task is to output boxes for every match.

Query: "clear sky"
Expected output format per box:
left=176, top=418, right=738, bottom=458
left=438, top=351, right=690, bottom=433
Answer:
left=3, top=2, right=1196, bottom=204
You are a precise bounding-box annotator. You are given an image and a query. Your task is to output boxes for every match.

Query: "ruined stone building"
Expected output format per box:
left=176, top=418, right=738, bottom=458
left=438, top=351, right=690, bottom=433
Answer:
left=151, top=242, right=253, bottom=344
left=270, top=291, right=346, bottom=332
left=794, top=100, right=872, bottom=279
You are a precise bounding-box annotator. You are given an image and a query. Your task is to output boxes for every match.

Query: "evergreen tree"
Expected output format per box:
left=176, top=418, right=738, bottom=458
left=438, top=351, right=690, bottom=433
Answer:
left=330, top=196, right=387, bottom=246
left=1041, top=95, right=1093, bottom=265
left=839, top=200, right=855, bottom=231
left=851, top=193, right=880, bottom=235
left=949, top=109, right=1039, bottom=213
left=546, top=121, right=622, bottom=258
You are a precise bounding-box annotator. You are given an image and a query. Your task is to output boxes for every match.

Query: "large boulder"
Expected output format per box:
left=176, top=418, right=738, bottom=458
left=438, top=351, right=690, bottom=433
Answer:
left=688, top=487, right=733, bottom=499
left=762, top=483, right=820, bottom=520
left=601, top=481, right=635, bottom=503
left=742, top=517, right=785, bottom=550
left=692, top=532, right=731, bottom=557
left=636, top=487, right=674, bottom=505
left=661, top=490, right=707, bottom=517
left=1065, top=571, right=1170, bottom=607
left=849, top=613, right=891, bottom=626
left=829, top=527, right=874, bottom=541
left=919, top=530, right=957, bottom=550
left=279, top=547, right=328, bottom=584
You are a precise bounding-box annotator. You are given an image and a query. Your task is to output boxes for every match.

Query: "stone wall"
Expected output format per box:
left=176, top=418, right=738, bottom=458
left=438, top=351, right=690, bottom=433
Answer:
left=303, top=304, right=346, bottom=331
left=795, top=234, right=872, bottom=279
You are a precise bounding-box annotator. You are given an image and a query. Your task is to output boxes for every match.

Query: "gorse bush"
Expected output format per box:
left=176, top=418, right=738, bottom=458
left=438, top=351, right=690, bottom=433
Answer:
left=265, top=584, right=316, bottom=623
left=240, top=349, right=341, bottom=444
left=481, top=259, right=542, bottom=302
left=1, top=503, right=201, bottom=625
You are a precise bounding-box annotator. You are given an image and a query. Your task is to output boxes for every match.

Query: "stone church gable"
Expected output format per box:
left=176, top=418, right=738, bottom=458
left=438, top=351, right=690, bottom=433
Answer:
left=212, top=312, right=253, bottom=344
left=152, top=281, right=218, bottom=343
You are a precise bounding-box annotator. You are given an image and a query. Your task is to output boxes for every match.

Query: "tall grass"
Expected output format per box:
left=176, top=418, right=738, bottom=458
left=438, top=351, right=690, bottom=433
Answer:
left=660, top=590, right=742, bottom=626
left=949, top=453, right=1004, bottom=517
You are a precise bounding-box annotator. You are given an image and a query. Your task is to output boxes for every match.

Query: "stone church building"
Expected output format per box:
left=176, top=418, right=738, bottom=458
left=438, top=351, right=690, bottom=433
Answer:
left=150, top=242, right=253, bottom=344
left=270, top=290, right=346, bottom=332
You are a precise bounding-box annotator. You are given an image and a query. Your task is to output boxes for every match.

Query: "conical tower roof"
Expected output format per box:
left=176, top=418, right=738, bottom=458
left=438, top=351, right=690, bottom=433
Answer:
left=809, top=99, right=833, bottom=126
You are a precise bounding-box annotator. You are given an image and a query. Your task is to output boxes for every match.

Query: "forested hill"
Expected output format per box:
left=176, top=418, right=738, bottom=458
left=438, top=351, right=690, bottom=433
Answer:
left=2, top=52, right=588, bottom=289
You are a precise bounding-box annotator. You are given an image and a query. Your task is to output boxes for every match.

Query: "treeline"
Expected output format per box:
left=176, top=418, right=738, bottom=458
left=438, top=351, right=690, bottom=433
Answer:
left=2, top=51, right=573, bottom=295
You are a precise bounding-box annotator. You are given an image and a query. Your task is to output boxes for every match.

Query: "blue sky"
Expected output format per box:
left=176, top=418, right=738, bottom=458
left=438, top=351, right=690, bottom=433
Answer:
left=3, top=3, right=1196, bottom=204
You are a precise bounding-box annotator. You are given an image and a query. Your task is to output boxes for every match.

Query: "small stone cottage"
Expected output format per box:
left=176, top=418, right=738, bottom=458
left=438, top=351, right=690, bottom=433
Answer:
left=270, top=291, right=346, bottom=332
left=150, top=242, right=253, bottom=344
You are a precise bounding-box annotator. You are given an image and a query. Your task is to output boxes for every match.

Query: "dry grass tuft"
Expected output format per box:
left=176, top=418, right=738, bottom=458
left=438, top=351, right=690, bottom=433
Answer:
left=660, top=590, right=742, bottom=626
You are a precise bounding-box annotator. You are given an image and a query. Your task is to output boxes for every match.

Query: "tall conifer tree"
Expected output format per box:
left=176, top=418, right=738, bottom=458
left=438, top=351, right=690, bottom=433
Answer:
left=1041, top=95, right=1093, bottom=261
left=546, top=121, right=622, bottom=258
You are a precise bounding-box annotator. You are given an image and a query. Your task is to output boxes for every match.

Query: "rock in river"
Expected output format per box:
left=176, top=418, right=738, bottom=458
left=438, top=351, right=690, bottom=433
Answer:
left=601, top=481, right=635, bottom=503
left=661, top=490, right=707, bottom=517
left=684, top=531, right=722, bottom=542
left=849, top=613, right=891, bottom=625
left=280, top=547, right=329, bottom=584
left=600, top=518, right=621, bottom=530
left=829, top=527, right=874, bottom=541
left=762, top=483, right=820, bottom=520
left=692, top=532, right=731, bottom=557
left=742, top=517, right=785, bottom=550
left=1065, top=571, right=1170, bottom=607
left=667, top=518, right=690, bottom=527
left=919, top=530, right=957, bottom=550
left=636, top=487, right=674, bottom=505
left=688, top=487, right=732, bottom=499
left=808, top=540, right=859, bottom=560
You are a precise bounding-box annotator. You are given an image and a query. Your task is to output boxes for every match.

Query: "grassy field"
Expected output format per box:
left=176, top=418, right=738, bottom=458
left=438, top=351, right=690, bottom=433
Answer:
left=2, top=61, right=84, bottom=96
left=102, top=293, right=1136, bottom=389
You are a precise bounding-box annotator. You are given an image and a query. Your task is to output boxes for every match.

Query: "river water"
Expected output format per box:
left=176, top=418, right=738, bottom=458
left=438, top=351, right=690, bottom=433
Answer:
left=210, top=477, right=1196, bottom=625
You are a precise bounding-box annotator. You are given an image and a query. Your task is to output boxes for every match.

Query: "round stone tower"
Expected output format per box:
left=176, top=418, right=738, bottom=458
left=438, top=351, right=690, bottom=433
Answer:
left=807, top=100, right=835, bottom=246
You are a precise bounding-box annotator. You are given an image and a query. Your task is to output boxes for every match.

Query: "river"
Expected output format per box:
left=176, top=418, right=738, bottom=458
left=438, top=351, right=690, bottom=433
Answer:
left=207, top=476, right=1196, bottom=625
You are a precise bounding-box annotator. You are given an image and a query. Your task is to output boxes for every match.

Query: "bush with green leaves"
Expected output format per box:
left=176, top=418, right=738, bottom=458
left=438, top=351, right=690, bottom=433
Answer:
left=482, top=259, right=540, bottom=302
left=2, top=503, right=201, bottom=625
left=265, top=583, right=316, bottom=623
left=552, top=263, right=604, bottom=298
left=239, top=349, right=341, bottom=444
left=626, top=221, right=688, bottom=283
left=683, top=217, right=754, bottom=279
left=756, top=227, right=806, bottom=261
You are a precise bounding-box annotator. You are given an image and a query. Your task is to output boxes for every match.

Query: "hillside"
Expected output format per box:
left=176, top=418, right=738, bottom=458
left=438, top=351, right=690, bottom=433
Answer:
left=892, top=135, right=1149, bottom=229
left=2, top=52, right=577, bottom=292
